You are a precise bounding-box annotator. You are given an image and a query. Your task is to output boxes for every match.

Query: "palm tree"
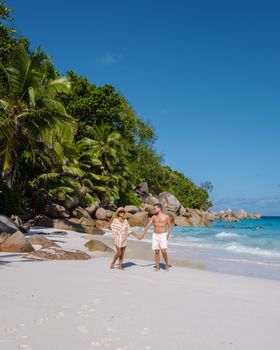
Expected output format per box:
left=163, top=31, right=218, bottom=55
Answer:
left=86, top=124, right=123, bottom=171
left=84, top=124, right=131, bottom=204
left=0, top=45, right=74, bottom=188
left=34, top=136, right=103, bottom=207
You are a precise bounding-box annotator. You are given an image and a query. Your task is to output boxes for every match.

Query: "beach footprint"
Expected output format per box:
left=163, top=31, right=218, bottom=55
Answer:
left=219, top=341, right=236, bottom=347
left=100, top=337, right=112, bottom=347
left=78, top=305, right=91, bottom=319
left=35, top=318, right=44, bottom=326
left=78, top=311, right=90, bottom=319
left=141, top=327, right=150, bottom=335
left=91, top=337, right=113, bottom=348
left=55, top=311, right=65, bottom=319
left=106, top=327, right=116, bottom=333
left=18, top=345, right=32, bottom=350
left=5, top=327, right=17, bottom=334
left=91, top=341, right=102, bottom=347
left=35, top=315, right=48, bottom=327
left=122, top=313, right=131, bottom=320
left=20, top=335, right=29, bottom=340
left=77, top=325, right=89, bottom=334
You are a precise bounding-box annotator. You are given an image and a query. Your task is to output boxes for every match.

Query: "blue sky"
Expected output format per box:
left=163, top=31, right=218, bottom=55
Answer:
left=8, top=0, right=280, bottom=215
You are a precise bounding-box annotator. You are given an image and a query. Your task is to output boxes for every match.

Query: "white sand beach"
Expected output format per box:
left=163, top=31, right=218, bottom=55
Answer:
left=1, top=229, right=280, bottom=350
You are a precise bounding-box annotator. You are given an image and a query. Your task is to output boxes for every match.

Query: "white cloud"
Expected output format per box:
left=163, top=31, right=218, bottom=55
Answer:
left=101, top=51, right=122, bottom=65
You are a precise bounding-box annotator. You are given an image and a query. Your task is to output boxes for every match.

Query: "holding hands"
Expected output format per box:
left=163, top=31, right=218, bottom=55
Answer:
left=138, top=233, right=144, bottom=240
left=131, top=231, right=143, bottom=240
left=134, top=232, right=144, bottom=240
left=135, top=233, right=143, bottom=240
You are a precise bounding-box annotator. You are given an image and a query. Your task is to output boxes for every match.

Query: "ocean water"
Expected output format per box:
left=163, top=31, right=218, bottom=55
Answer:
left=143, top=217, right=280, bottom=280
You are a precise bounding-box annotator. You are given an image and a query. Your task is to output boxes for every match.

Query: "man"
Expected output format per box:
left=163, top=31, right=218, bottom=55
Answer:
left=140, top=203, right=172, bottom=271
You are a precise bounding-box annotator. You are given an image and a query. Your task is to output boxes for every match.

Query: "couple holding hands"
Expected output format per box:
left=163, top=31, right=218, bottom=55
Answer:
left=110, top=203, right=172, bottom=271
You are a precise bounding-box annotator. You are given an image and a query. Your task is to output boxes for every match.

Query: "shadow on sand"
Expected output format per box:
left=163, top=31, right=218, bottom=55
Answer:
left=122, top=261, right=171, bottom=270
left=0, top=253, right=36, bottom=266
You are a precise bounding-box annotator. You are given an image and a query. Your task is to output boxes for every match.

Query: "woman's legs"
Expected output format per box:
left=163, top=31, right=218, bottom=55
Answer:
left=110, top=246, right=122, bottom=269
left=118, top=246, right=126, bottom=270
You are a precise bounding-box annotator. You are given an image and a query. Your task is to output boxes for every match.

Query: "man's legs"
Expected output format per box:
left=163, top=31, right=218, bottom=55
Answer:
left=154, top=249, right=160, bottom=271
left=161, top=249, right=169, bottom=271
left=110, top=246, right=122, bottom=269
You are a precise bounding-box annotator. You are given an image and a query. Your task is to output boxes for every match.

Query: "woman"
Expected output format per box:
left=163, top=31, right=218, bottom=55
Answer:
left=110, top=207, right=139, bottom=270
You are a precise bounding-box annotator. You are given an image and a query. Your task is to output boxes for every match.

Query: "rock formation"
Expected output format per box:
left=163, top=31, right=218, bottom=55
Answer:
left=0, top=215, right=21, bottom=234
left=85, top=240, right=113, bottom=252
left=27, top=235, right=60, bottom=248
left=23, top=247, right=90, bottom=260
left=0, top=231, right=34, bottom=252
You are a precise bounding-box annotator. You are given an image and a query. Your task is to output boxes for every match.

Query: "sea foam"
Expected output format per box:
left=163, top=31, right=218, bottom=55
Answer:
left=215, top=232, right=241, bottom=238
left=225, top=244, right=280, bottom=258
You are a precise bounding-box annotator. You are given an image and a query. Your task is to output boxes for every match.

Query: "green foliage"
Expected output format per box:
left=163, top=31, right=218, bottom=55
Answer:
left=130, top=144, right=163, bottom=192
left=0, top=44, right=73, bottom=188
left=59, top=71, right=155, bottom=145
left=0, top=1, right=12, bottom=19
left=147, top=166, right=212, bottom=210
left=0, top=181, right=26, bottom=215
left=0, top=1, right=213, bottom=214
left=118, top=190, right=141, bottom=207
left=0, top=1, right=28, bottom=67
left=0, top=1, right=15, bottom=62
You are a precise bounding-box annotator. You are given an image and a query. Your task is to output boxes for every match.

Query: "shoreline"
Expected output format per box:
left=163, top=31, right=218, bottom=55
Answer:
left=87, top=234, right=280, bottom=281
left=6, top=225, right=279, bottom=281
left=83, top=234, right=207, bottom=271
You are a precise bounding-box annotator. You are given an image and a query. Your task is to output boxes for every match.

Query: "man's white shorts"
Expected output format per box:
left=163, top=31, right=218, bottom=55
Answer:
left=152, top=232, right=168, bottom=250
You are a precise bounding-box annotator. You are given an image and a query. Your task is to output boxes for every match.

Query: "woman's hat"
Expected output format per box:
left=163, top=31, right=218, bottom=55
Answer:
left=116, top=207, right=126, bottom=215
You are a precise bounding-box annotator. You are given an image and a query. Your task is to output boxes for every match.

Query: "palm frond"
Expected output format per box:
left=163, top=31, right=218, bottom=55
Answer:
left=92, top=185, right=107, bottom=192
left=47, top=77, right=71, bottom=97
left=37, top=172, right=60, bottom=181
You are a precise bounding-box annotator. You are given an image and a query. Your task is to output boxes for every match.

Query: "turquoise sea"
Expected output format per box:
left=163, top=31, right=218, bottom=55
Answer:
left=144, top=217, right=280, bottom=280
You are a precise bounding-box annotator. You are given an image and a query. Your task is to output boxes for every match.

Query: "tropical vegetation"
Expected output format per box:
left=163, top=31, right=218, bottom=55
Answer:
left=0, top=1, right=212, bottom=216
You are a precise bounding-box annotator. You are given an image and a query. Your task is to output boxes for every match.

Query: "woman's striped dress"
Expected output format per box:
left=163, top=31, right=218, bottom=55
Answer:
left=110, top=218, right=133, bottom=248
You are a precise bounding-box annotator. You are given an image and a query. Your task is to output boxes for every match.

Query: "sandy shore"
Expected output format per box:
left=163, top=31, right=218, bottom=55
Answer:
left=1, top=229, right=280, bottom=350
